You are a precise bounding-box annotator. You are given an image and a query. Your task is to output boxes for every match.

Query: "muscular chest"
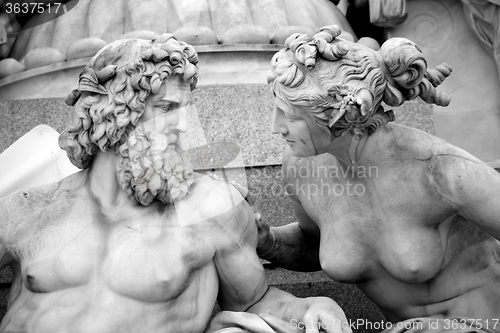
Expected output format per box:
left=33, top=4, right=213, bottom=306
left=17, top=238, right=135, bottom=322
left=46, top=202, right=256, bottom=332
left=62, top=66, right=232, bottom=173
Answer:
left=103, top=218, right=215, bottom=302
left=15, top=205, right=215, bottom=302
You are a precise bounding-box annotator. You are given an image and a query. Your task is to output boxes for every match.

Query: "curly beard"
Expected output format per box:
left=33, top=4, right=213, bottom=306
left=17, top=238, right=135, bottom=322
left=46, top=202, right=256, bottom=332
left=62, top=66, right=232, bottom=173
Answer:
left=116, top=125, right=194, bottom=206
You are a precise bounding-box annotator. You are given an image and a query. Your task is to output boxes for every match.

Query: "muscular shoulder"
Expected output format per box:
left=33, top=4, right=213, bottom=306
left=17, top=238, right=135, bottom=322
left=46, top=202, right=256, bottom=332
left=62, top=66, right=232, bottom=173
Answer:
left=427, top=150, right=499, bottom=204
left=371, top=124, right=496, bottom=198
left=364, top=124, right=478, bottom=171
left=178, top=174, right=253, bottom=227
left=179, top=175, right=257, bottom=251
left=366, top=124, right=435, bottom=162
left=0, top=182, right=57, bottom=218
left=0, top=173, right=84, bottom=244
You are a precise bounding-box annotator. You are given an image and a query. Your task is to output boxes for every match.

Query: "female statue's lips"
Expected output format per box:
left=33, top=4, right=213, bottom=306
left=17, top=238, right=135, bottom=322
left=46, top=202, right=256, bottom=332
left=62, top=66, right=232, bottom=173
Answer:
left=282, top=135, right=294, bottom=144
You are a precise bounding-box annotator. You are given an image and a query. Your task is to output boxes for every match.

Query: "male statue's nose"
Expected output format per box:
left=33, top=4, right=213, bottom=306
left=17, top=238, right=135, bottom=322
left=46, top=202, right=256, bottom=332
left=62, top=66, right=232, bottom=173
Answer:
left=174, top=107, right=189, bottom=133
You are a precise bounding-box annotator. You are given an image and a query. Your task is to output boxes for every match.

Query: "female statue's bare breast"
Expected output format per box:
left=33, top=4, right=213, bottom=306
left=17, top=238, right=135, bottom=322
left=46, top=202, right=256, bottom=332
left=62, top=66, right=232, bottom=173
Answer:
left=287, top=151, right=450, bottom=283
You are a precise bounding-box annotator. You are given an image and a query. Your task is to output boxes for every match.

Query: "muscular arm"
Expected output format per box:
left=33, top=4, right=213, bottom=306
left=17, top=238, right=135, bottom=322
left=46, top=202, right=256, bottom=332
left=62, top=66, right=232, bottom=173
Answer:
left=211, top=189, right=322, bottom=312
left=209, top=181, right=348, bottom=333
left=213, top=196, right=268, bottom=312
left=429, top=154, right=500, bottom=239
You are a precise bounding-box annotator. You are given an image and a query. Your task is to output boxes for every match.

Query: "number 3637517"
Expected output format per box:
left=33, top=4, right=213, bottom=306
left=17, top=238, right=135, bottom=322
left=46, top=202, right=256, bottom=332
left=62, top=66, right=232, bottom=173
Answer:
left=5, top=2, right=63, bottom=14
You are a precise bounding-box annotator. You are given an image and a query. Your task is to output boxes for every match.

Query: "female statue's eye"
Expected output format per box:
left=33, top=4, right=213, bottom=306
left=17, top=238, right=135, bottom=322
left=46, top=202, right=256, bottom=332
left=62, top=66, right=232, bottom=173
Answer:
left=284, top=112, right=297, bottom=121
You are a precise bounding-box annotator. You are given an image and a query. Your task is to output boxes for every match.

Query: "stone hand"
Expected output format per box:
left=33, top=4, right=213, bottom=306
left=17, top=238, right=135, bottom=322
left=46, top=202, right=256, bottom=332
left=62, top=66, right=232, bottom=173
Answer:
left=259, top=313, right=305, bottom=332
left=299, top=297, right=352, bottom=333
left=255, top=218, right=276, bottom=258
left=205, top=311, right=275, bottom=333
left=258, top=296, right=352, bottom=333
left=208, top=329, right=251, bottom=333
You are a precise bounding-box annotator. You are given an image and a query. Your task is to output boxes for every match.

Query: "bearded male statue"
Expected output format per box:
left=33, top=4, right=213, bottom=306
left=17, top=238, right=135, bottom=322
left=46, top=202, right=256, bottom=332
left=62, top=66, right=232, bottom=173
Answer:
left=0, top=34, right=351, bottom=333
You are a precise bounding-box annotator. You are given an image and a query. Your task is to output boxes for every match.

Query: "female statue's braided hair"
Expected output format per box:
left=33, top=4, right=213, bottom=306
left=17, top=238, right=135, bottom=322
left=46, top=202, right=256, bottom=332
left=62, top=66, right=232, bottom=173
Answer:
left=268, top=26, right=452, bottom=138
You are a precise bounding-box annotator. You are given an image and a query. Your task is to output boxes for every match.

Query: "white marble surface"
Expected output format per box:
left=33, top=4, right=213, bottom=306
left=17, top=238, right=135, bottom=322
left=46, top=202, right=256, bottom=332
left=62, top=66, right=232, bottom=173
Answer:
left=388, top=0, right=500, bottom=162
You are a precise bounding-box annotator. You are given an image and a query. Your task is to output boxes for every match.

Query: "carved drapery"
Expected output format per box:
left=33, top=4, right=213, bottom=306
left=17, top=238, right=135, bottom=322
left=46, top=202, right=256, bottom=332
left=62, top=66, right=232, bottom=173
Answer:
left=369, top=0, right=408, bottom=27
left=461, top=0, right=500, bottom=81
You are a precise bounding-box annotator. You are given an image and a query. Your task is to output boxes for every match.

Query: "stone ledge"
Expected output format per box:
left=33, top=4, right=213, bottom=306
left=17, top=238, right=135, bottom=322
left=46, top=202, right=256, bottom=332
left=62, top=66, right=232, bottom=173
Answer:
left=0, top=46, right=281, bottom=100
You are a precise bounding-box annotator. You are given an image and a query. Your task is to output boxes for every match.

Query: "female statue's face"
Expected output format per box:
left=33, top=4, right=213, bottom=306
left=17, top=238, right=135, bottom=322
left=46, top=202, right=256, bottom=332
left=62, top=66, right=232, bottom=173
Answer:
left=271, top=95, right=332, bottom=157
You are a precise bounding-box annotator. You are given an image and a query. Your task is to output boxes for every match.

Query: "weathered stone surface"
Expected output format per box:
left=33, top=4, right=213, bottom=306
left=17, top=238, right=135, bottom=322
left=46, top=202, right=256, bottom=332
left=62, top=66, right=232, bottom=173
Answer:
left=0, top=58, right=25, bottom=79
left=126, top=0, right=169, bottom=33
left=2, top=0, right=351, bottom=66
left=219, top=25, right=270, bottom=45
left=173, top=26, right=218, bottom=45
left=66, top=37, right=107, bottom=60
left=369, top=0, right=407, bottom=27
left=51, top=0, right=89, bottom=55
left=271, top=26, right=315, bottom=45
left=357, top=36, right=381, bottom=50
left=388, top=0, right=500, bottom=162
left=119, top=30, right=160, bottom=41
left=24, top=47, right=66, bottom=70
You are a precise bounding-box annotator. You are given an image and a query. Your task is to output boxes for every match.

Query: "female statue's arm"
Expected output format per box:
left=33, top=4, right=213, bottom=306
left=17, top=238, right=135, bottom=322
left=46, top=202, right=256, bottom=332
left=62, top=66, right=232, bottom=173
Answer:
left=429, top=154, right=500, bottom=239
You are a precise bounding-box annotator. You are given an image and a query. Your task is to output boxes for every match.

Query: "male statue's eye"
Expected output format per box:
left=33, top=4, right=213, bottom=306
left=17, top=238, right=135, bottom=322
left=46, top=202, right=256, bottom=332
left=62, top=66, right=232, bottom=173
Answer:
left=159, top=104, right=172, bottom=112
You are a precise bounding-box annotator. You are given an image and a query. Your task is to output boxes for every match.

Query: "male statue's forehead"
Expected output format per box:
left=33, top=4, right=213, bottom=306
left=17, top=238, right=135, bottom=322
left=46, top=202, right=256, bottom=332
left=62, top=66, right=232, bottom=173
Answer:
left=149, top=76, right=192, bottom=101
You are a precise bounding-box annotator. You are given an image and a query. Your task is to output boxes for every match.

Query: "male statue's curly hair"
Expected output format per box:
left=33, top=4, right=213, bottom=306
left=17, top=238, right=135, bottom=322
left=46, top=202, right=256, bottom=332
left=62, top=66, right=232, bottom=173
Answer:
left=59, top=34, right=199, bottom=169
left=268, top=26, right=452, bottom=138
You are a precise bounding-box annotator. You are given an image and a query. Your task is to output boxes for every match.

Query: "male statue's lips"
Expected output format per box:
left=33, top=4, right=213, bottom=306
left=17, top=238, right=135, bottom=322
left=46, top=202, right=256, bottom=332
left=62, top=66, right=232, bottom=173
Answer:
left=167, top=133, right=178, bottom=144
left=166, top=134, right=181, bottom=150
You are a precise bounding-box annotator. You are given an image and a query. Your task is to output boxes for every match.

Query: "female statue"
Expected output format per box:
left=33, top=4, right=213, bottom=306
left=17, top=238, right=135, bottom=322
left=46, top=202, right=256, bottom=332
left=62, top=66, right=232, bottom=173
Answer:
left=258, top=25, right=500, bottom=332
